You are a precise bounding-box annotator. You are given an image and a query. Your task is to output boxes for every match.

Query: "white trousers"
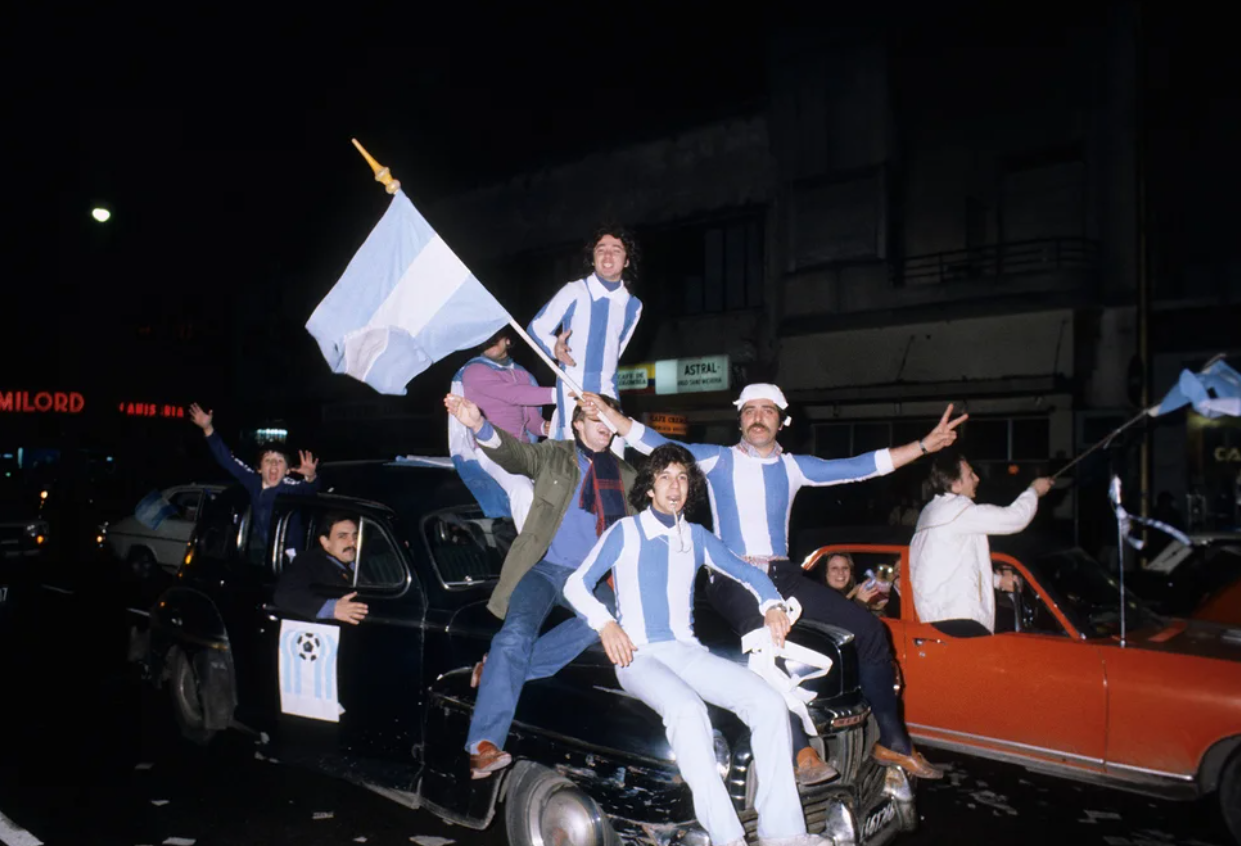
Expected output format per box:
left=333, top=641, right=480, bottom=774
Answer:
left=476, top=448, right=534, bottom=533
left=616, top=640, right=805, bottom=846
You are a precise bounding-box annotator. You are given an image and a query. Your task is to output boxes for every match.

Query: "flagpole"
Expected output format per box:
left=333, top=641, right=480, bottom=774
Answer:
left=1051, top=352, right=1229, bottom=482
left=349, top=139, right=617, bottom=434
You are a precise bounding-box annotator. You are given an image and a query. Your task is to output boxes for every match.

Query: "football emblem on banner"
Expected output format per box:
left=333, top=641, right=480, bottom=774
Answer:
left=278, top=620, right=344, bottom=722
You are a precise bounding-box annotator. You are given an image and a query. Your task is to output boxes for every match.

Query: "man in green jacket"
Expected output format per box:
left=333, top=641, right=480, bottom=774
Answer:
left=444, top=390, right=638, bottom=780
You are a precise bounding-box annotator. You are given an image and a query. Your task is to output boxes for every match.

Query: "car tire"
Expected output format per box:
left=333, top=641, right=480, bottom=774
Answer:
left=168, top=646, right=217, bottom=745
left=504, top=761, right=620, bottom=846
left=128, top=547, right=156, bottom=580
left=1220, top=749, right=1241, bottom=844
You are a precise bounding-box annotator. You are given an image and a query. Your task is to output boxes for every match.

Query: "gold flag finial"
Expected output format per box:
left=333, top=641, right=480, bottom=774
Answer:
left=351, top=138, right=401, bottom=195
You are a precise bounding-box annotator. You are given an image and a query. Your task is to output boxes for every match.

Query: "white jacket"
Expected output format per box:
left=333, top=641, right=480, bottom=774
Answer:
left=909, top=489, right=1039, bottom=632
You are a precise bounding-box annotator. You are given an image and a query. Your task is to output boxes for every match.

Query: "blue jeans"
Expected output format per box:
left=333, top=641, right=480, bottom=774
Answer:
left=466, top=560, right=616, bottom=753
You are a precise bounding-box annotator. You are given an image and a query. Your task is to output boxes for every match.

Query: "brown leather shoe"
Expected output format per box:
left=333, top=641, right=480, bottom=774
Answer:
left=795, top=746, right=840, bottom=786
left=470, top=653, right=487, bottom=689
left=873, top=744, right=943, bottom=779
left=469, top=740, right=512, bottom=780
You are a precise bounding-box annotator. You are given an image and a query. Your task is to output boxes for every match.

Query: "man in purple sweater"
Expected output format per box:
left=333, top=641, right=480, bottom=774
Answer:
left=449, top=327, right=556, bottom=531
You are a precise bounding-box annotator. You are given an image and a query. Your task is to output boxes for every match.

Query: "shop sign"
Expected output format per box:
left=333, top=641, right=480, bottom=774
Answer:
left=0, top=391, right=85, bottom=414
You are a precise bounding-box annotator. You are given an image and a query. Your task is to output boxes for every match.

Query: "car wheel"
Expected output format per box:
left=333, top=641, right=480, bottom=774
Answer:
left=504, top=761, right=620, bottom=846
left=168, top=646, right=217, bottom=745
left=128, top=547, right=156, bottom=580
left=1220, top=749, right=1241, bottom=844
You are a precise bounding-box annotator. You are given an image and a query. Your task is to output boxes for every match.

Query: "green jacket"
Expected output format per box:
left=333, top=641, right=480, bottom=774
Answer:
left=478, top=426, right=637, bottom=619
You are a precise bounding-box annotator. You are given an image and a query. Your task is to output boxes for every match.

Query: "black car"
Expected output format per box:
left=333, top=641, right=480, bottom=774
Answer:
left=138, top=458, right=916, bottom=846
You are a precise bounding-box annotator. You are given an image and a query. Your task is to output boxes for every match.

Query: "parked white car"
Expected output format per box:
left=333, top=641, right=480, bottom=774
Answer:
left=105, top=484, right=225, bottom=576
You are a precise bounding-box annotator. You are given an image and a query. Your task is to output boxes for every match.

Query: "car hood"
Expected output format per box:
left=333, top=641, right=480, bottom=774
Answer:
left=1125, top=618, right=1241, bottom=663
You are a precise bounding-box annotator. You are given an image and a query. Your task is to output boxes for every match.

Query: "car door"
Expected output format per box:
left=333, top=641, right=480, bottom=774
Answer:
left=896, top=551, right=1109, bottom=768
left=266, top=505, right=427, bottom=785
left=157, top=489, right=203, bottom=566
left=334, top=514, right=427, bottom=777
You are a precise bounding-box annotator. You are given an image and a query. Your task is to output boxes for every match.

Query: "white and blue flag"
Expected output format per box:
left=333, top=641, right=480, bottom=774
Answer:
left=1150, top=359, right=1241, bottom=419
left=448, top=358, right=516, bottom=519
left=306, top=190, right=510, bottom=395
left=278, top=619, right=343, bottom=723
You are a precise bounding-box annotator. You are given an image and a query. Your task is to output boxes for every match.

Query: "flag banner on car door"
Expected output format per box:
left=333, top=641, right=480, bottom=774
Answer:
left=278, top=619, right=344, bottom=722
left=134, top=490, right=178, bottom=531
left=305, top=190, right=510, bottom=396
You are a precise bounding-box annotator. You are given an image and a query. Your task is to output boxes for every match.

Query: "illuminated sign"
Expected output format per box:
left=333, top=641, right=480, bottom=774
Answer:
left=647, top=413, right=688, bottom=436
left=119, top=402, right=184, bottom=419
left=619, top=355, right=730, bottom=396
left=617, top=364, right=654, bottom=393
left=0, top=391, right=85, bottom=414
left=1214, top=446, right=1241, bottom=463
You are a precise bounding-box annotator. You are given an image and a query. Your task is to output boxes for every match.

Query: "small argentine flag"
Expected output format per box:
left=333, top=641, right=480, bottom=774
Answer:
left=1150, top=359, right=1241, bottom=420
left=306, top=190, right=510, bottom=395
left=134, top=490, right=178, bottom=531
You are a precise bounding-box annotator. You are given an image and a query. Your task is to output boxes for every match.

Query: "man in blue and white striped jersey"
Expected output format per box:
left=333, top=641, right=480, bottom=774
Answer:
left=579, top=385, right=966, bottom=782
left=564, top=443, right=829, bottom=846
left=528, top=227, right=643, bottom=448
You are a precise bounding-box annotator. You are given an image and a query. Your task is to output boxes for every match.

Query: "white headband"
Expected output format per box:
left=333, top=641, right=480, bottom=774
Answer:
left=733, top=383, right=792, bottom=427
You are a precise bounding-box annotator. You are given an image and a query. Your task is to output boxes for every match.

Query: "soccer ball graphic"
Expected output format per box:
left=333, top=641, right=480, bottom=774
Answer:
left=296, top=631, right=323, bottom=662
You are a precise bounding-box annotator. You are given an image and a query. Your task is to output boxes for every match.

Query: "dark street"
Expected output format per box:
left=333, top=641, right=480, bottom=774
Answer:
left=0, top=574, right=1231, bottom=846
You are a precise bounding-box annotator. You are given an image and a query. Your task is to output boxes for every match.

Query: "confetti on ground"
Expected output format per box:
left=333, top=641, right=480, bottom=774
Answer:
left=976, top=780, right=988, bottom=787
left=970, top=790, right=1018, bottom=816
left=1103, top=838, right=1131, bottom=846
left=312, top=812, right=334, bottom=820
left=162, top=839, right=196, bottom=846
left=410, top=837, right=456, bottom=846
left=134, top=763, right=153, bottom=771
left=255, top=751, right=266, bottom=761
left=353, top=838, right=368, bottom=844
left=150, top=800, right=170, bottom=807
left=1018, top=779, right=1033, bottom=785
left=1086, top=810, right=1123, bottom=821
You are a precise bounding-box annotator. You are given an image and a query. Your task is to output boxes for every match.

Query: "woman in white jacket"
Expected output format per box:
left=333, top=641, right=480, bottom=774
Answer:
left=909, top=451, right=1052, bottom=636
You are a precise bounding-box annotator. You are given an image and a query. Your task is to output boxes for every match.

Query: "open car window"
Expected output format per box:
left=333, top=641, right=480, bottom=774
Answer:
left=422, top=508, right=512, bottom=587
left=356, top=518, right=407, bottom=589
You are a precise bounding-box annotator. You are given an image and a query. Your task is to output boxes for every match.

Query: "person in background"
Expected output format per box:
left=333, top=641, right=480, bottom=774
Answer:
left=824, top=551, right=888, bottom=612
left=450, top=327, right=555, bottom=531
left=188, top=403, right=319, bottom=551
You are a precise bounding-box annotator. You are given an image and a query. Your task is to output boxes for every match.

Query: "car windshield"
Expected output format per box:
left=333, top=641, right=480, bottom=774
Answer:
left=1032, top=548, right=1164, bottom=637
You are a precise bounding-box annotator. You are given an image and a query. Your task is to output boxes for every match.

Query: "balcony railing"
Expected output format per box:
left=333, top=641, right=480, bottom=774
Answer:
left=894, top=237, right=1100, bottom=287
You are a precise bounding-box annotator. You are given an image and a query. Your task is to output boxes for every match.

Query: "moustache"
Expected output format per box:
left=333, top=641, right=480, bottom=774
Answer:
left=343, top=547, right=357, bottom=555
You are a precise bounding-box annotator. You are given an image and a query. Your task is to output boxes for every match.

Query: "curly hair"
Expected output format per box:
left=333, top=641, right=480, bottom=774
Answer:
left=583, top=225, right=640, bottom=289
left=628, top=443, right=705, bottom=513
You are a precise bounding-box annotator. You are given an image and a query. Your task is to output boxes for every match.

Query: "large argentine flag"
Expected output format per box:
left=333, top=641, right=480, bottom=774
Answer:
left=1150, top=359, right=1241, bottom=419
left=306, top=191, right=510, bottom=395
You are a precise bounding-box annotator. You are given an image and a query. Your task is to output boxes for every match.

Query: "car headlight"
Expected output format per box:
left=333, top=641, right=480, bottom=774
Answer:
left=25, top=523, right=39, bottom=538
left=712, top=730, right=731, bottom=778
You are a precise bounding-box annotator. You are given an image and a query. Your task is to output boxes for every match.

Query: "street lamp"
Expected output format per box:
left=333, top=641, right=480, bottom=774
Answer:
left=91, top=207, right=111, bottom=223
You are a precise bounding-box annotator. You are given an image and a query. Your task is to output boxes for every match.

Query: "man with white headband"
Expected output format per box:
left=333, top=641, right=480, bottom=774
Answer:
left=578, top=384, right=966, bottom=782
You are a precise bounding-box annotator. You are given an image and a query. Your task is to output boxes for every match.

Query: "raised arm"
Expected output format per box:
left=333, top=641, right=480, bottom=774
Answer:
left=577, top=391, right=725, bottom=465
left=954, top=487, right=1043, bottom=537
left=444, top=393, right=544, bottom=479
left=189, top=403, right=258, bottom=488
left=789, top=450, right=896, bottom=488
left=527, top=283, right=578, bottom=363
left=887, top=404, right=969, bottom=470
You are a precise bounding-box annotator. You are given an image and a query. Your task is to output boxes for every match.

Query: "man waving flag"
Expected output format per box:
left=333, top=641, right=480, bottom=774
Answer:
left=1150, top=358, right=1241, bottom=420
left=306, top=190, right=510, bottom=396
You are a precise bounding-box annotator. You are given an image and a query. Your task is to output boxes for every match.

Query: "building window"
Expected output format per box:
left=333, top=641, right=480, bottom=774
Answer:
left=813, top=416, right=1049, bottom=463
left=645, top=214, right=764, bottom=317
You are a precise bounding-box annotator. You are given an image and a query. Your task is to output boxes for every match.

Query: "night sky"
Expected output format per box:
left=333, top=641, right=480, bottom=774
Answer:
left=6, top=3, right=1236, bottom=392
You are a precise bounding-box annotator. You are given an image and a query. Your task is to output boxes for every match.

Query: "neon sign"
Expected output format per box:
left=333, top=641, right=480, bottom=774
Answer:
left=0, top=391, right=85, bottom=414
left=119, top=402, right=185, bottom=419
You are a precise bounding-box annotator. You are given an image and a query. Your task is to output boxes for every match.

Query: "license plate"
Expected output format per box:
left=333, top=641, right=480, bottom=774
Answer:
left=861, top=800, right=896, bottom=842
